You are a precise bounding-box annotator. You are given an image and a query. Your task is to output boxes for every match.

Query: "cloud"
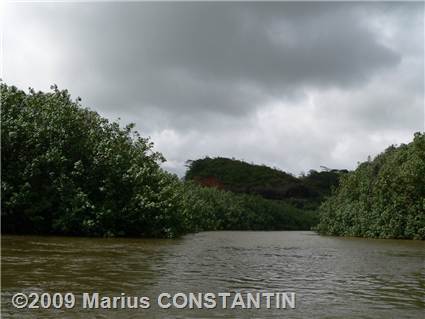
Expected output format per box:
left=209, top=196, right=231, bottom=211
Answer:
left=3, top=2, right=424, bottom=176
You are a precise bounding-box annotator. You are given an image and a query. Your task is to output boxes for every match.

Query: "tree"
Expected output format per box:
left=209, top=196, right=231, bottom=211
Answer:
left=317, top=133, right=425, bottom=240
left=1, top=83, right=185, bottom=237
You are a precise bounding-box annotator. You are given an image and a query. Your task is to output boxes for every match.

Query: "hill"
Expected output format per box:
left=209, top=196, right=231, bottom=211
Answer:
left=185, top=157, right=347, bottom=209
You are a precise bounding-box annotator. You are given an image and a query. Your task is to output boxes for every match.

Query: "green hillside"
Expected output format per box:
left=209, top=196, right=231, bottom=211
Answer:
left=185, top=157, right=347, bottom=209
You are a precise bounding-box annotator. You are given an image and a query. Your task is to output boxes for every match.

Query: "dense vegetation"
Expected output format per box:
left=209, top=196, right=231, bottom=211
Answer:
left=180, top=183, right=318, bottom=232
left=2, top=84, right=186, bottom=237
left=1, top=84, right=317, bottom=237
left=185, top=157, right=346, bottom=210
left=318, top=133, right=425, bottom=240
left=4, top=83, right=421, bottom=239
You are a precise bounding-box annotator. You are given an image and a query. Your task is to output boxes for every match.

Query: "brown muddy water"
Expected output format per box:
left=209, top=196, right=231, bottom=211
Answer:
left=2, top=231, right=424, bottom=318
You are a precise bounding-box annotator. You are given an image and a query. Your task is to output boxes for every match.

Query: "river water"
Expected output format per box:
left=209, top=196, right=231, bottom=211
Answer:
left=2, top=231, right=424, bottom=318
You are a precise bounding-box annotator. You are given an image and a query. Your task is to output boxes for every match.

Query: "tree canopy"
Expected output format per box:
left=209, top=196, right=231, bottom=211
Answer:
left=317, top=133, right=425, bottom=240
left=1, top=84, right=188, bottom=237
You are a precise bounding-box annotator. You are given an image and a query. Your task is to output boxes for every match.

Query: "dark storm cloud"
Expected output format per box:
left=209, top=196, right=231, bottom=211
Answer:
left=4, top=2, right=424, bottom=175
left=8, top=3, right=402, bottom=114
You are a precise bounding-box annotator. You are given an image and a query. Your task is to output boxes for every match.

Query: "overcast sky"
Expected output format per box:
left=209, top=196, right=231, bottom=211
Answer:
left=3, top=2, right=424, bottom=176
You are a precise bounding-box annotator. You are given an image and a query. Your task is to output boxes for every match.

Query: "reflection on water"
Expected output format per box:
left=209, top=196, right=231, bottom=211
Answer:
left=2, top=231, right=424, bottom=318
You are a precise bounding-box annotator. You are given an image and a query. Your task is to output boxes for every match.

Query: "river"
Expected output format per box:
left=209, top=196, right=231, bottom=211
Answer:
left=2, top=231, right=424, bottom=318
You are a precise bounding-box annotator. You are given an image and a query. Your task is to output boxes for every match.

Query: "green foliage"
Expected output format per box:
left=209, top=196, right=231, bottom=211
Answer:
left=317, top=133, right=425, bottom=240
left=185, top=157, right=300, bottom=195
left=300, top=168, right=348, bottom=198
left=179, top=182, right=317, bottom=232
left=1, top=83, right=185, bottom=237
left=185, top=157, right=346, bottom=210
left=11, top=83, right=419, bottom=240
left=1, top=83, right=317, bottom=237
left=184, top=157, right=334, bottom=230
left=185, top=157, right=307, bottom=200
